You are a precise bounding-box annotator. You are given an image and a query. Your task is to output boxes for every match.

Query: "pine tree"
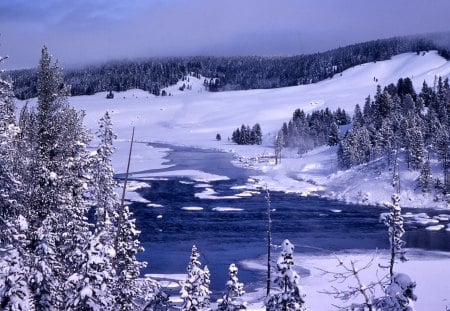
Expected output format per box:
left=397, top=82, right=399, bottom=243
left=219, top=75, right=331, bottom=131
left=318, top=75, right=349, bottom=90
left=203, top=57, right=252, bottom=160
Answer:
left=92, top=111, right=118, bottom=235
left=384, top=194, right=407, bottom=278
left=266, top=240, right=306, bottom=311
left=217, top=263, right=246, bottom=311
left=113, top=206, right=147, bottom=310
left=252, top=123, right=263, bottom=145
left=419, top=158, right=432, bottom=193
left=180, top=245, right=211, bottom=311
left=15, top=46, right=95, bottom=310
left=376, top=195, right=417, bottom=310
left=64, top=231, right=115, bottom=311
left=435, top=124, right=449, bottom=194
left=328, top=122, right=339, bottom=146
left=275, top=130, right=284, bottom=165
left=406, top=124, right=424, bottom=170
left=353, top=104, right=364, bottom=127
left=0, top=54, right=22, bottom=220
left=0, top=216, right=34, bottom=310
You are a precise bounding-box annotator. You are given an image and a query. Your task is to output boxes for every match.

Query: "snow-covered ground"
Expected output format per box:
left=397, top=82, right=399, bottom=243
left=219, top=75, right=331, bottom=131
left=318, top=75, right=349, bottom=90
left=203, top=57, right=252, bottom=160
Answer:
left=18, top=51, right=450, bottom=310
left=21, top=50, right=448, bottom=208
left=146, top=250, right=450, bottom=310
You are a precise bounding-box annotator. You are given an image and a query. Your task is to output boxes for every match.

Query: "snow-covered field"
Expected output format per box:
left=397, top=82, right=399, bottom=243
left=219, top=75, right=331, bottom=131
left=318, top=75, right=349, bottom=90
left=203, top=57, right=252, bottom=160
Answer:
left=23, top=50, right=447, bottom=209
left=146, top=250, right=450, bottom=310
left=19, top=51, right=450, bottom=309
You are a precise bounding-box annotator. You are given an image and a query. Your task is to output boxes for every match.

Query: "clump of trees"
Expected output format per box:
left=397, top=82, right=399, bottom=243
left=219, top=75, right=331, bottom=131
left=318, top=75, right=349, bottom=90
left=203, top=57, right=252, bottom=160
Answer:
left=278, top=108, right=350, bottom=154
left=0, top=46, right=165, bottom=310
left=338, top=77, right=449, bottom=194
left=231, top=123, right=262, bottom=145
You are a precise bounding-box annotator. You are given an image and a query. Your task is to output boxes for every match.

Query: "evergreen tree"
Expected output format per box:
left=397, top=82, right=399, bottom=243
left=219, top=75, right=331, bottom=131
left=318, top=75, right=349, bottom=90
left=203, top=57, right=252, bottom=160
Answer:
left=180, top=245, right=211, bottom=311
left=275, top=130, right=284, bottom=165
left=353, top=104, right=364, bottom=127
left=113, top=206, right=146, bottom=310
left=92, top=111, right=118, bottom=235
left=0, top=216, right=34, bottom=310
left=64, top=232, right=115, bottom=310
left=435, top=124, right=449, bottom=194
left=328, top=122, right=339, bottom=146
left=217, top=263, right=246, bottom=311
left=266, top=240, right=306, bottom=311
left=0, top=54, right=22, bottom=220
left=376, top=195, right=417, bottom=310
left=406, top=125, right=424, bottom=170
left=384, top=194, right=407, bottom=278
left=419, top=158, right=432, bottom=193
left=252, top=123, right=263, bottom=145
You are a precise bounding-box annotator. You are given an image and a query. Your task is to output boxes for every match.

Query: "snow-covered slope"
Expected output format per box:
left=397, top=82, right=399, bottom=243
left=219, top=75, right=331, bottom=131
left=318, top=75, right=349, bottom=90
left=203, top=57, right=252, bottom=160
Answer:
left=19, top=51, right=450, bottom=208
left=57, top=51, right=450, bottom=148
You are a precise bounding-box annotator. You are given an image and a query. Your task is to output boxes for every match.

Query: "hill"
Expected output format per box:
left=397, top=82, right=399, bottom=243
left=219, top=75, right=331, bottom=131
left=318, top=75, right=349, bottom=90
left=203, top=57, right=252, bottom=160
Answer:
left=18, top=50, right=450, bottom=209
left=7, top=34, right=450, bottom=99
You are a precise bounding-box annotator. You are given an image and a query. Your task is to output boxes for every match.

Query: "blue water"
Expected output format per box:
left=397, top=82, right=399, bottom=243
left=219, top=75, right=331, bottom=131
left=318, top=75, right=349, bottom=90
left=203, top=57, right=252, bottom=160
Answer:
left=121, top=144, right=450, bottom=294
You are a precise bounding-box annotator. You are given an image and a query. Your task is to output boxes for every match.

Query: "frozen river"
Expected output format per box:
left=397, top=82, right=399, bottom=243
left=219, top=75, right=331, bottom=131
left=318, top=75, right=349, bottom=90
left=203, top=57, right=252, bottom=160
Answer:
left=121, top=144, right=450, bottom=293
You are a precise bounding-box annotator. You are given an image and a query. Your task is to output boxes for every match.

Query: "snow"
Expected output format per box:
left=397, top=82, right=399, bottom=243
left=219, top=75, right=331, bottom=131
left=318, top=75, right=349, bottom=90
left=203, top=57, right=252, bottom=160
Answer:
left=212, top=207, right=244, bottom=212
left=146, top=203, right=164, bottom=208
left=195, top=188, right=241, bottom=200
left=425, top=224, right=445, bottom=231
left=14, top=53, right=450, bottom=308
left=241, top=250, right=450, bottom=311
left=181, top=206, right=204, bottom=211
left=18, top=52, right=450, bottom=209
left=131, top=169, right=229, bottom=182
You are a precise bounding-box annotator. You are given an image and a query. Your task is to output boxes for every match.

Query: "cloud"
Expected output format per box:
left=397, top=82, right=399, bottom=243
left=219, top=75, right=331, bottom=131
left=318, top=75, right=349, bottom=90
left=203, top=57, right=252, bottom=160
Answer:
left=1, top=0, right=450, bottom=69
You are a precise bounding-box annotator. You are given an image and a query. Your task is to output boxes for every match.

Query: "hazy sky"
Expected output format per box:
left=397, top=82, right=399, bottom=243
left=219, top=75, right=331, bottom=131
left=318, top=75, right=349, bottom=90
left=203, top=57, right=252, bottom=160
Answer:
left=1, top=0, right=450, bottom=69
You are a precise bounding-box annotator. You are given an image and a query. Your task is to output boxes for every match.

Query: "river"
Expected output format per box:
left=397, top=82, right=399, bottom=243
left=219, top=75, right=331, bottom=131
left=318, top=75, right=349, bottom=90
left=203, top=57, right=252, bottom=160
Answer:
left=121, top=144, right=450, bottom=294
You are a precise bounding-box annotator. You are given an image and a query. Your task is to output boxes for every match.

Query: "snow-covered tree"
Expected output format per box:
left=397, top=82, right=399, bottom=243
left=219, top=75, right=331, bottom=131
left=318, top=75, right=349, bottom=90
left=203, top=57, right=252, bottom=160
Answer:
left=180, top=245, right=211, bottom=311
left=138, top=276, right=171, bottom=310
left=217, top=263, right=246, bottom=311
left=384, top=194, right=407, bottom=277
left=113, top=205, right=146, bottom=310
left=0, top=216, right=34, bottom=310
left=92, top=111, right=118, bottom=236
left=384, top=194, right=407, bottom=278
left=378, top=194, right=418, bottom=310
left=275, top=130, right=284, bottom=165
left=375, top=273, right=417, bottom=311
left=328, top=122, right=339, bottom=146
left=406, top=124, right=424, bottom=170
left=266, top=239, right=306, bottom=311
left=419, top=158, right=432, bottom=193
left=64, top=230, right=115, bottom=311
left=0, top=54, right=22, bottom=220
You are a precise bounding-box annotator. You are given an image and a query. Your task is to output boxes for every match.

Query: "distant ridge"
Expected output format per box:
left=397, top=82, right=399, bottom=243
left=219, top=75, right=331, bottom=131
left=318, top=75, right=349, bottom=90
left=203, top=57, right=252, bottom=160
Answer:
left=5, top=33, right=450, bottom=100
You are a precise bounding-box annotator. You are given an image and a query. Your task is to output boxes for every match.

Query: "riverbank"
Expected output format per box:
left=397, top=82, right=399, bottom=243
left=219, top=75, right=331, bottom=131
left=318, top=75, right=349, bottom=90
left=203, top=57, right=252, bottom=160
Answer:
left=145, top=249, right=450, bottom=310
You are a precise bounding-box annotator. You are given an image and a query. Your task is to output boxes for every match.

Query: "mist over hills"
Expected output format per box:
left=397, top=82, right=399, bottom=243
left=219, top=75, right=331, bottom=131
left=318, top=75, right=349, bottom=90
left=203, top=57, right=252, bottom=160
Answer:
left=4, top=32, right=450, bottom=100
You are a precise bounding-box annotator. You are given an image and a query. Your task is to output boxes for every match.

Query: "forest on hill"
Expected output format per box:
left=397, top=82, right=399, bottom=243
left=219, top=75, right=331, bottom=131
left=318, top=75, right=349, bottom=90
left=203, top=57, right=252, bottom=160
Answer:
left=5, top=34, right=450, bottom=100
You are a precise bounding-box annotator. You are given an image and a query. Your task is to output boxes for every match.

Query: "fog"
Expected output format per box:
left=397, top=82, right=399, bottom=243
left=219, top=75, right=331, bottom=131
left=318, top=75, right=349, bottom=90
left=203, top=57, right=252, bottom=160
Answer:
left=1, top=0, right=450, bottom=69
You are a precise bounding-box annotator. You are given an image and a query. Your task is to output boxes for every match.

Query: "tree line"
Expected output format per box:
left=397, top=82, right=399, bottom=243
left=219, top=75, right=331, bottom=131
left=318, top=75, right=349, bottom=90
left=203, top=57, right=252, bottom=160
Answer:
left=5, top=35, right=449, bottom=100
left=277, top=108, right=350, bottom=154
left=0, top=46, right=172, bottom=310
left=338, top=77, right=449, bottom=195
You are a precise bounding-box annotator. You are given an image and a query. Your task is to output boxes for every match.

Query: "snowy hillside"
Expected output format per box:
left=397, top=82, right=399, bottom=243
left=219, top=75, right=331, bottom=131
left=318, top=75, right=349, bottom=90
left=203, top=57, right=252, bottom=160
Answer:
left=20, top=51, right=450, bottom=208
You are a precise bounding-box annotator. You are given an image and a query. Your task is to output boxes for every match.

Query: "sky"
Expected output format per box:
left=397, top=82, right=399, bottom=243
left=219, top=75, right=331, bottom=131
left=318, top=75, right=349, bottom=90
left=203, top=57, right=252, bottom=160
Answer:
left=1, top=0, right=450, bottom=69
